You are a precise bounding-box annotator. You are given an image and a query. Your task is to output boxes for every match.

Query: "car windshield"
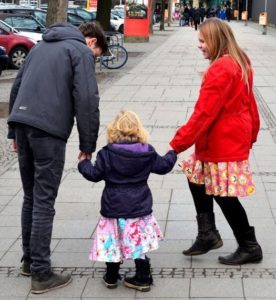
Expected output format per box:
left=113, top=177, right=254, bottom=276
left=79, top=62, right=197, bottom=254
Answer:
left=112, top=9, right=124, bottom=18
left=0, top=19, right=19, bottom=33
left=5, top=16, right=41, bottom=30
left=76, top=9, right=93, bottom=21
left=68, top=14, right=83, bottom=24
left=33, top=10, right=46, bottom=26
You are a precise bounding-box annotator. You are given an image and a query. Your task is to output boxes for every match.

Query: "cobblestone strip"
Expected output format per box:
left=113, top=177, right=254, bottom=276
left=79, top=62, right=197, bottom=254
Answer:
left=2, top=267, right=276, bottom=279
left=254, top=86, right=276, bottom=143
left=7, top=166, right=275, bottom=177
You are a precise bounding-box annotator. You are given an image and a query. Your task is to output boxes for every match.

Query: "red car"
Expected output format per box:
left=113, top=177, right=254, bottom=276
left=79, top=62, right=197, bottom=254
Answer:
left=0, top=19, right=35, bottom=69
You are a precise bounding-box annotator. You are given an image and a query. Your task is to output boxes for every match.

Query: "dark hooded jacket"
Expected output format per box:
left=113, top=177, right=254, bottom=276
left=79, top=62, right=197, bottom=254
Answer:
left=78, top=143, right=177, bottom=218
left=8, top=23, right=99, bottom=153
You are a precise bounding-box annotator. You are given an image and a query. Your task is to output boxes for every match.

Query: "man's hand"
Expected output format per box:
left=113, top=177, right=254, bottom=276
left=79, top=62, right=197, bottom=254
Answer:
left=78, top=152, right=92, bottom=161
left=11, top=139, right=17, bottom=153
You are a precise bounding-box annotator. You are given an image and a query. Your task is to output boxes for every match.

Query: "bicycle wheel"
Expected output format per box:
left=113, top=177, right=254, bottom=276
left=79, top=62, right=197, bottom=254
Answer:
left=101, top=45, right=128, bottom=69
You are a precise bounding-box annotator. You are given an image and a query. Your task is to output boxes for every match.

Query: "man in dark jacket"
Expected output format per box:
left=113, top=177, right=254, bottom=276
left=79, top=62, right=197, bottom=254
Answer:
left=7, top=22, right=107, bottom=294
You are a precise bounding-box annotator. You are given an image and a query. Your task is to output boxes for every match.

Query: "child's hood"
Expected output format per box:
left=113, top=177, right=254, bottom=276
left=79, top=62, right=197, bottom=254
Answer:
left=104, top=143, right=156, bottom=177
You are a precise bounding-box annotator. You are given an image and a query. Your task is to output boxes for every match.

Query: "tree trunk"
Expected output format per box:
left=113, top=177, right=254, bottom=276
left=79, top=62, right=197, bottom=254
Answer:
left=167, top=0, right=171, bottom=27
left=159, top=0, right=165, bottom=31
left=149, top=0, right=156, bottom=34
left=96, top=0, right=112, bottom=31
left=46, top=0, right=68, bottom=27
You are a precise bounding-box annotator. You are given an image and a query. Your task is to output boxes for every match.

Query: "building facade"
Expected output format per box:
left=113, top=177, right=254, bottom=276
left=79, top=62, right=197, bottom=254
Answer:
left=251, top=0, right=275, bottom=25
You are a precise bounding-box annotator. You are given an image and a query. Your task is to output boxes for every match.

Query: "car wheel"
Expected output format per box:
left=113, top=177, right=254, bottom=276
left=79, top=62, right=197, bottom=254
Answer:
left=9, top=47, right=28, bottom=69
left=119, top=24, right=124, bottom=34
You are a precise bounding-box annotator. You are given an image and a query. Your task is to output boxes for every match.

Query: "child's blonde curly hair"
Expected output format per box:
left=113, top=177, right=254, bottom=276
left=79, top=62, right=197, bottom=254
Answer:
left=107, top=110, right=149, bottom=144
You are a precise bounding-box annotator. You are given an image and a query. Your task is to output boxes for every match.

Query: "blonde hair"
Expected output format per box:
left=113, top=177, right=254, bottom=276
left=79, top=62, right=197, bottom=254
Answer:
left=199, top=18, right=251, bottom=87
left=107, top=110, right=149, bottom=144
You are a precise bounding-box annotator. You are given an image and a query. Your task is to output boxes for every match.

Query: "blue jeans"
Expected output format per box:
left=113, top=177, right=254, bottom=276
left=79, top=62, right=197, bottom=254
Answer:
left=15, top=124, right=66, bottom=273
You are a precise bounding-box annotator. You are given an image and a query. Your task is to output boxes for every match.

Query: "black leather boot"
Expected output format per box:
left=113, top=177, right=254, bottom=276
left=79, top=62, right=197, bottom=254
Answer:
left=183, top=212, right=223, bottom=256
left=103, top=262, right=121, bottom=289
left=124, top=256, right=153, bottom=292
left=219, top=227, right=263, bottom=265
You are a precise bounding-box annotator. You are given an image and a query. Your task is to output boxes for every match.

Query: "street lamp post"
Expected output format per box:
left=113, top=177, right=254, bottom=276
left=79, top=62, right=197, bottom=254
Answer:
left=244, top=0, right=248, bottom=26
left=263, top=0, right=268, bottom=35
left=237, top=0, right=239, bottom=21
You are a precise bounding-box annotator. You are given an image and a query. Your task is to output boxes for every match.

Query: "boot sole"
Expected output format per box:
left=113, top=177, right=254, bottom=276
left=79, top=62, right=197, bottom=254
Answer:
left=103, top=280, right=118, bottom=289
left=219, top=255, right=263, bottom=265
left=31, top=277, right=72, bottom=294
left=183, top=239, right=223, bottom=256
left=124, top=280, right=151, bottom=292
left=21, top=271, right=31, bottom=277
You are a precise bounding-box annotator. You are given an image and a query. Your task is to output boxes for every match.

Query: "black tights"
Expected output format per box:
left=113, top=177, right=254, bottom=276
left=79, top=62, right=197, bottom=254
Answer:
left=188, top=181, right=251, bottom=236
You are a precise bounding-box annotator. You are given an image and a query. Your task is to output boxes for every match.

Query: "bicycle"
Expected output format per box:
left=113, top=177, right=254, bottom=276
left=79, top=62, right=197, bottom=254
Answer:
left=99, top=32, right=128, bottom=70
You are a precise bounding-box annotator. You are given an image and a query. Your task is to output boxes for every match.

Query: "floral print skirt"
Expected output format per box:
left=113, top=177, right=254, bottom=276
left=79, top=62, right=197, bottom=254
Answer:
left=181, top=153, right=256, bottom=197
left=90, top=214, right=163, bottom=262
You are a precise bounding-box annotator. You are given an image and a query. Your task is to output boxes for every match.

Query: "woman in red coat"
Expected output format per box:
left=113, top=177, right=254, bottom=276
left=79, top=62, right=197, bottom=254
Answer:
left=169, top=18, right=262, bottom=265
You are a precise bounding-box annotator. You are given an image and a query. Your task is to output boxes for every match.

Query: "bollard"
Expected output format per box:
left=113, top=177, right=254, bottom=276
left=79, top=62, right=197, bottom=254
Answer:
left=259, top=12, right=268, bottom=35
left=242, top=11, right=248, bottom=26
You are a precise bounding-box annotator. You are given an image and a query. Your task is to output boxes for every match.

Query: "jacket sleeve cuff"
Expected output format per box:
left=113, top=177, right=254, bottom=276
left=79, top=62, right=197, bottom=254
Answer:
left=7, top=126, right=15, bottom=139
left=169, top=141, right=181, bottom=154
left=78, top=159, right=89, bottom=172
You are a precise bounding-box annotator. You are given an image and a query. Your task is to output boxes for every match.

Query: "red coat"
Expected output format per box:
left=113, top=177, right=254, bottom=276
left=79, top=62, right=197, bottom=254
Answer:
left=170, top=56, right=260, bottom=162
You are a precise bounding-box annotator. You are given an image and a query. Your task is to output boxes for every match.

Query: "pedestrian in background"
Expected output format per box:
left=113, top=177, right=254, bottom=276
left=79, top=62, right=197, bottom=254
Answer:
left=7, top=22, right=107, bottom=294
left=199, top=6, right=206, bottom=23
left=193, top=7, right=201, bottom=30
left=169, top=18, right=263, bottom=265
left=78, top=110, right=177, bottom=292
left=226, top=5, right=232, bottom=22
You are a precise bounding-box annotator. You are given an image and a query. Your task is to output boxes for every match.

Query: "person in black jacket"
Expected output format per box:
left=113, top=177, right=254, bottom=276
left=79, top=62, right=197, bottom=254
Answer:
left=7, top=22, right=107, bottom=294
left=78, top=111, right=177, bottom=292
left=193, top=7, right=201, bottom=30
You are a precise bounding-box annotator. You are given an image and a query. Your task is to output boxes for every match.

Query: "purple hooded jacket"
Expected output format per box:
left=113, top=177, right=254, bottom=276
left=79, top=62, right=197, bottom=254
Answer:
left=78, top=143, right=177, bottom=218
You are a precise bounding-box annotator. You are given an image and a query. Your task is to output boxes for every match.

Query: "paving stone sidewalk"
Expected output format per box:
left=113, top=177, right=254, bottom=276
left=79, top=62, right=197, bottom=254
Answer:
left=1, top=21, right=276, bottom=299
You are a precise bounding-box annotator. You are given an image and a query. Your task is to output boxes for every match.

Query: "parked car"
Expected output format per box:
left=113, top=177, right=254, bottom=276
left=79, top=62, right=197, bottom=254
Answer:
left=111, top=8, right=124, bottom=19
left=0, top=45, right=8, bottom=75
left=67, top=13, right=86, bottom=26
left=0, top=19, right=42, bottom=42
left=68, top=7, right=96, bottom=22
left=110, top=13, right=124, bottom=33
left=0, top=13, right=45, bottom=33
left=0, top=6, right=86, bottom=27
left=0, top=19, right=36, bottom=68
left=0, top=6, right=47, bottom=25
left=88, top=9, right=123, bottom=33
left=86, top=9, right=117, bottom=32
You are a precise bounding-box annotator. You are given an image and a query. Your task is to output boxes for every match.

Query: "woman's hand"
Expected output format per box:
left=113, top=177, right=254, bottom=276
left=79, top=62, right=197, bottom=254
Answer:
left=167, top=144, right=174, bottom=152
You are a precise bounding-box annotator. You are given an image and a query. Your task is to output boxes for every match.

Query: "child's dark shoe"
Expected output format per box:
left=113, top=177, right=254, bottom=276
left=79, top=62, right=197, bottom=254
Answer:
left=103, top=262, right=121, bottom=289
left=124, top=257, right=153, bottom=292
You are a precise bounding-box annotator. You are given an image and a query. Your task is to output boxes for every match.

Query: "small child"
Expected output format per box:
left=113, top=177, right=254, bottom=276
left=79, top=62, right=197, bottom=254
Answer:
left=78, top=110, right=177, bottom=292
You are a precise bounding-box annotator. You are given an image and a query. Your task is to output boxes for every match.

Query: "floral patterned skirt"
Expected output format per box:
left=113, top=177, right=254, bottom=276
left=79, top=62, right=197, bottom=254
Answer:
left=90, top=214, right=163, bottom=262
left=181, top=153, right=256, bottom=197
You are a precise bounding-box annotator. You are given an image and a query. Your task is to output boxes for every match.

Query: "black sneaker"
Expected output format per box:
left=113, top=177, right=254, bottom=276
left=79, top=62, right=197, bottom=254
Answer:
left=31, top=272, right=72, bottom=294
